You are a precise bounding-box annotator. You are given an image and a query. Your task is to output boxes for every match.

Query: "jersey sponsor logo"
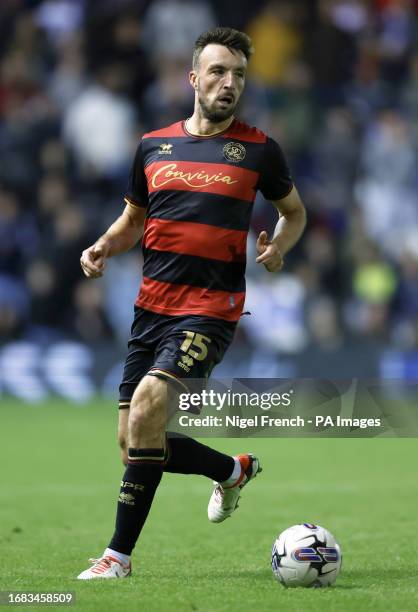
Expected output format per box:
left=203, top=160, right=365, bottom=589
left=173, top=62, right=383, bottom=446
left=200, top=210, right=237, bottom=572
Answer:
left=145, top=160, right=258, bottom=201
left=223, top=141, right=246, bottom=162
left=158, top=143, right=173, bottom=155
left=151, top=163, right=239, bottom=190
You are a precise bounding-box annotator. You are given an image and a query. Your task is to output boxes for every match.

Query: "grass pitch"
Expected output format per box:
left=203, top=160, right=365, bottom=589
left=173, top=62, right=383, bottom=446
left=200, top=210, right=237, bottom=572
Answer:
left=1, top=399, right=418, bottom=611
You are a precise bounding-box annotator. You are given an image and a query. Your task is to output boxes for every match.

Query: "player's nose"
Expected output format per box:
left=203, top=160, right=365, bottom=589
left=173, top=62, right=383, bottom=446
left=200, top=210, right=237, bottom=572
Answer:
left=222, top=71, right=235, bottom=89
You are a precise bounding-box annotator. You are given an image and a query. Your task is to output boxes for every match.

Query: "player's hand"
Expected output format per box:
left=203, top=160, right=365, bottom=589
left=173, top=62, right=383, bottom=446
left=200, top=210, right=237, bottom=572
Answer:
left=80, top=243, right=109, bottom=278
left=256, top=231, right=283, bottom=272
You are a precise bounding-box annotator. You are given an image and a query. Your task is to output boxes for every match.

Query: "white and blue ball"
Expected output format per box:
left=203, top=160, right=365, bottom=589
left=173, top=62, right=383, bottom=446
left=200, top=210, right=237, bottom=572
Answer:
left=271, top=523, right=342, bottom=588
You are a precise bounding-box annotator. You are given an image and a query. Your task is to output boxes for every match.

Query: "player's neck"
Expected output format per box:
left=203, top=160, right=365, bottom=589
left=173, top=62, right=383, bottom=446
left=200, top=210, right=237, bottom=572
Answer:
left=185, top=113, right=234, bottom=137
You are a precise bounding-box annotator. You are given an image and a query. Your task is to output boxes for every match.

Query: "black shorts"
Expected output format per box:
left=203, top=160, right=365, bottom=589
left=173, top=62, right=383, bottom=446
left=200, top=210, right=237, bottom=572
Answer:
left=118, top=307, right=236, bottom=408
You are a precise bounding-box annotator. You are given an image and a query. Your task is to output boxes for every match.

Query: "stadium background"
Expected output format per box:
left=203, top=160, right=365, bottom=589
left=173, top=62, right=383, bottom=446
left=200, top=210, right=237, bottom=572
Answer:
left=1, top=0, right=418, bottom=402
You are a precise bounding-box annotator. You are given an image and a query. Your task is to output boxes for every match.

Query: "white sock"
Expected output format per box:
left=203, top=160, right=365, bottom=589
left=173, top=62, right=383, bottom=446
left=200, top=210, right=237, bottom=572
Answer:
left=221, top=456, right=242, bottom=487
left=104, top=548, right=130, bottom=566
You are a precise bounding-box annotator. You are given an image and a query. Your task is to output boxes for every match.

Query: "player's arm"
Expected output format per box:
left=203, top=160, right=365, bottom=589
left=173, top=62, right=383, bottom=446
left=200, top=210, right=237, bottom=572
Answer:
left=256, top=186, right=306, bottom=272
left=80, top=202, right=146, bottom=279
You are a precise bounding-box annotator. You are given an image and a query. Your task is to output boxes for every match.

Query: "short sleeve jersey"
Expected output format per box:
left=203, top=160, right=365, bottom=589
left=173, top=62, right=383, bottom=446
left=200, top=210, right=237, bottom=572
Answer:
left=125, top=119, right=293, bottom=322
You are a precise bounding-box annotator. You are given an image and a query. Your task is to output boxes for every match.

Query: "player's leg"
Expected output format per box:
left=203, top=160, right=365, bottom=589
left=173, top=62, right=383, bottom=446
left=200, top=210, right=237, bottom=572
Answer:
left=165, top=431, right=261, bottom=521
left=116, top=311, right=156, bottom=466
left=117, top=410, right=261, bottom=523
left=118, top=402, right=237, bottom=484
left=146, top=322, right=262, bottom=522
left=107, top=374, right=167, bottom=553
left=116, top=384, right=260, bottom=529
left=78, top=374, right=167, bottom=580
left=116, top=316, right=241, bottom=480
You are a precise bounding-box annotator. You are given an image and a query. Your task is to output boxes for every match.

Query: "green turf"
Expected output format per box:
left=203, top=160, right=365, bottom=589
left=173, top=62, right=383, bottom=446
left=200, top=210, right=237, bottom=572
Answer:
left=1, top=399, right=418, bottom=611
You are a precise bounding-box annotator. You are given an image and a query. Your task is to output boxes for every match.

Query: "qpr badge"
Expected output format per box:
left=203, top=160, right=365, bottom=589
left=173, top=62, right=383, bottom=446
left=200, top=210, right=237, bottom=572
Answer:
left=223, top=141, right=246, bottom=162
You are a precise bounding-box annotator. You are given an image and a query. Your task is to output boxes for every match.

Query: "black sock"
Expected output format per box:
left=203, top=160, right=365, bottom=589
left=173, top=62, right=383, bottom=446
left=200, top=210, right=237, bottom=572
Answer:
left=164, top=433, right=234, bottom=482
left=108, top=448, right=164, bottom=555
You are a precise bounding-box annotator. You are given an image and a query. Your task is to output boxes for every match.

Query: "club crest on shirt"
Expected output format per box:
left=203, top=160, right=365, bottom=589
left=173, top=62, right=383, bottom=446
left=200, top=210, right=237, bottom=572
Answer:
left=223, top=142, right=246, bottom=162
left=158, top=143, right=173, bottom=155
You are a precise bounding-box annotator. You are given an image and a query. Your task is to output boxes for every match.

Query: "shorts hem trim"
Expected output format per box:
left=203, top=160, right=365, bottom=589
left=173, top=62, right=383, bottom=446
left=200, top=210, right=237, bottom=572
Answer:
left=147, top=368, right=189, bottom=393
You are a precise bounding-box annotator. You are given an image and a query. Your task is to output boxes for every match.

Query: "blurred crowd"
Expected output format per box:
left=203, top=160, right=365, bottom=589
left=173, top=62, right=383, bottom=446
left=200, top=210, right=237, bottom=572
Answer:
left=1, top=0, right=418, bottom=377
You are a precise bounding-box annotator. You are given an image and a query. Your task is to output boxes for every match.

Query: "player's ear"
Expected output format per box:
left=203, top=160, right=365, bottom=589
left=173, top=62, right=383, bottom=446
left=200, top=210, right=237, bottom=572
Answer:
left=189, top=70, right=198, bottom=90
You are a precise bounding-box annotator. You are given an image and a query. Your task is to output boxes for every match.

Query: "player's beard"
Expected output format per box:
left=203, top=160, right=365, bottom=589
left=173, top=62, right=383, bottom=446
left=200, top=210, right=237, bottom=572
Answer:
left=198, top=94, right=236, bottom=123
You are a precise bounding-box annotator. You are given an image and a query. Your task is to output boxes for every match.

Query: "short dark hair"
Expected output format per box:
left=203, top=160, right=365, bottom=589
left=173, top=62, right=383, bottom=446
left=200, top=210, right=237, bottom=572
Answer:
left=193, top=27, right=253, bottom=69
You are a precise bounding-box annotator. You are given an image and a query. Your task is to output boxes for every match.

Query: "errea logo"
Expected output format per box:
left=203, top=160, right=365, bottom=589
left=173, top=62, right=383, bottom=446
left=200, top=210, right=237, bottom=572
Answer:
left=158, top=143, right=173, bottom=155
left=181, top=355, right=194, bottom=367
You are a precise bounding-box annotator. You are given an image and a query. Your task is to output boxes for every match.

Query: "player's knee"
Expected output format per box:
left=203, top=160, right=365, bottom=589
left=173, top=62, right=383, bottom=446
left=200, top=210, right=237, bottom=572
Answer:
left=129, top=405, right=164, bottom=434
left=129, top=376, right=167, bottom=434
left=131, top=376, right=166, bottom=417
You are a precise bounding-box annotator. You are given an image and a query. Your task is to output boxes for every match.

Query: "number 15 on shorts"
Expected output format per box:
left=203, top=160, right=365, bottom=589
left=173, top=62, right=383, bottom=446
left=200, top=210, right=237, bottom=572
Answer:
left=180, top=331, right=211, bottom=361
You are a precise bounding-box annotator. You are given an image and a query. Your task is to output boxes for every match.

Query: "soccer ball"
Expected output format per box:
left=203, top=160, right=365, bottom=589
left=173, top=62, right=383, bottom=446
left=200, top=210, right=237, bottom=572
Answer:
left=271, top=523, right=342, bottom=588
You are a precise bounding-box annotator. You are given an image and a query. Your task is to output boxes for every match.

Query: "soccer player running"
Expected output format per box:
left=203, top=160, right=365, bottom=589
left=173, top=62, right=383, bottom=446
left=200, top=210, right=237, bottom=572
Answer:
left=78, top=27, right=306, bottom=579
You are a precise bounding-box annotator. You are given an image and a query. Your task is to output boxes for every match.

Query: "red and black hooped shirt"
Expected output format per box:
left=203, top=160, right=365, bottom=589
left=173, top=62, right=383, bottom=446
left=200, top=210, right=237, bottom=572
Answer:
left=124, top=119, right=293, bottom=323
